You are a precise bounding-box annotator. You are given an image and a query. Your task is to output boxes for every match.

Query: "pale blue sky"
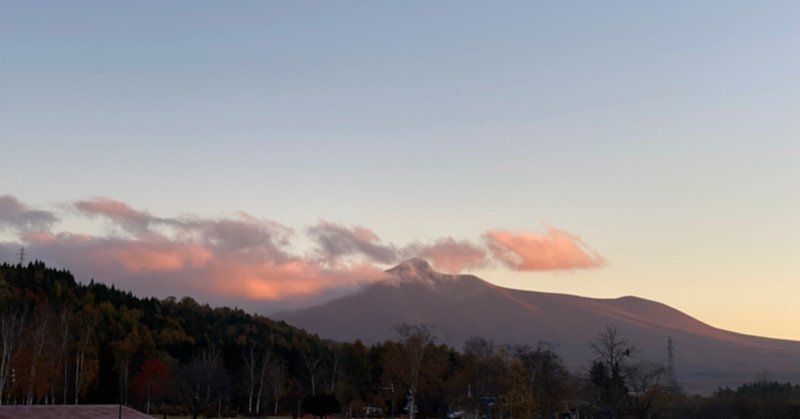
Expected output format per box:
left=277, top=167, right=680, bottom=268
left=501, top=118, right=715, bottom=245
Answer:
left=1, top=1, right=799, bottom=338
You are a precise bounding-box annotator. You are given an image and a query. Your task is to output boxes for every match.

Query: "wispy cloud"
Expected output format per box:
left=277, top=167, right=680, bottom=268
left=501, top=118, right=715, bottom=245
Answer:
left=403, top=237, right=487, bottom=273
left=1, top=195, right=604, bottom=308
left=307, top=221, right=398, bottom=265
left=75, top=197, right=156, bottom=234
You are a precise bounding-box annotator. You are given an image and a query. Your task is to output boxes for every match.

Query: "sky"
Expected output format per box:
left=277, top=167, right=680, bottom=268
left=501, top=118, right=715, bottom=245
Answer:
left=1, top=1, right=799, bottom=339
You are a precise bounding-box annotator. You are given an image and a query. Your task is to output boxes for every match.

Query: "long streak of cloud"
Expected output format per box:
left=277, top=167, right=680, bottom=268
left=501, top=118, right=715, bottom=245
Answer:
left=1, top=195, right=604, bottom=307
left=75, top=197, right=155, bottom=234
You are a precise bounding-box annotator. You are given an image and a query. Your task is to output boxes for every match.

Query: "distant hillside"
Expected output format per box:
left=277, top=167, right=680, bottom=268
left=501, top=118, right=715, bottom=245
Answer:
left=278, top=258, right=800, bottom=394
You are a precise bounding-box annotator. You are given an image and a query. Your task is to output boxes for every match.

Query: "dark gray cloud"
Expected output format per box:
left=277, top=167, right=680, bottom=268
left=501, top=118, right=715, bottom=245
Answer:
left=182, top=216, right=294, bottom=262
left=307, top=221, right=398, bottom=264
left=0, top=195, right=58, bottom=232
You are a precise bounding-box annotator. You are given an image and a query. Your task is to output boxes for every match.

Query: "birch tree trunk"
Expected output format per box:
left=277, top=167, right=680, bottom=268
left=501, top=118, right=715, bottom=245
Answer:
left=245, top=344, right=255, bottom=413
left=58, top=309, right=71, bottom=404
left=74, top=350, right=83, bottom=405
left=27, top=309, right=50, bottom=404
left=0, top=309, right=24, bottom=405
left=255, top=349, right=270, bottom=414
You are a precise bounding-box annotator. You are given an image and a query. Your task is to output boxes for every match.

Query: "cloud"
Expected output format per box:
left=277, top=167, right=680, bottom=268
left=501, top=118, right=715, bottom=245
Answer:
left=307, top=221, right=398, bottom=264
left=0, top=195, right=58, bottom=232
left=76, top=198, right=294, bottom=258
left=404, top=237, right=487, bottom=273
left=75, top=197, right=155, bottom=234
left=20, top=202, right=388, bottom=305
left=15, top=230, right=386, bottom=308
left=1, top=195, right=605, bottom=309
left=101, top=240, right=214, bottom=273
left=210, top=260, right=386, bottom=301
left=484, top=228, right=604, bottom=271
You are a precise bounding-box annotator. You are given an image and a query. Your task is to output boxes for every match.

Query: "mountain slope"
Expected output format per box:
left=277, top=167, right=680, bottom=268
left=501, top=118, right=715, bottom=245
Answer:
left=277, top=259, right=800, bottom=394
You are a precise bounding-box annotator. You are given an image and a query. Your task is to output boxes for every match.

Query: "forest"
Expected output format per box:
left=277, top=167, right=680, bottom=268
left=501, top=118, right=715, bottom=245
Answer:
left=1, top=261, right=799, bottom=418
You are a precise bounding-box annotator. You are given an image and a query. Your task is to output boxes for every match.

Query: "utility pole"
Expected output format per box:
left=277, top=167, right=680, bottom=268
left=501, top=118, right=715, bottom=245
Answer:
left=17, top=247, right=26, bottom=265
left=380, top=383, right=394, bottom=418
left=119, top=369, right=123, bottom=419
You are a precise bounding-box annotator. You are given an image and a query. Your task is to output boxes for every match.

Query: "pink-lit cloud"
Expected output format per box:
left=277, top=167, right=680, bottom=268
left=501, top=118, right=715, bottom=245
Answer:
left=75, top=198, right=157, bottom=233
left=0, top=195, right=604, bottom=310
left=404, top=237, right=488, bottom=273
left=484, top=228, right=604, bottom=271
left=9, top=230, right=385, bottom=308
left=103, top=241, right=214, bottom=273
left=210, top=260, right=386, bottom=301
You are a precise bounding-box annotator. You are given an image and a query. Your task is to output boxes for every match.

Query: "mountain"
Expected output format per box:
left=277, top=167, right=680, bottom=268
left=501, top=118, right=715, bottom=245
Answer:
left=277, top=258, right=800, bottom=394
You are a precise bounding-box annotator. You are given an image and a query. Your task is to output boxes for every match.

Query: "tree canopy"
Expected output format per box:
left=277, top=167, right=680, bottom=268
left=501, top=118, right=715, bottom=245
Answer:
left=0, top=261, right=796, bottom=418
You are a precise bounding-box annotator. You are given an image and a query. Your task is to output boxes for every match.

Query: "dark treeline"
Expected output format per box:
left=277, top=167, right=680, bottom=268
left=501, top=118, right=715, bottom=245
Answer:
left=1, top=262, right=798, bottom=418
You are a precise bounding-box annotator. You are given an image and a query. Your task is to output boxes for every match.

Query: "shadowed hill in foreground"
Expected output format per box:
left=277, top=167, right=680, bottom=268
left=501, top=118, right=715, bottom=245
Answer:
left=278, top=258, right=800, bottom=394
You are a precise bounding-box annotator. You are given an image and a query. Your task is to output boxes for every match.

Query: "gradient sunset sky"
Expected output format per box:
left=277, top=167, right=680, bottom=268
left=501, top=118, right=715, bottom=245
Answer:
left=1, top=2, right=799, bottom=339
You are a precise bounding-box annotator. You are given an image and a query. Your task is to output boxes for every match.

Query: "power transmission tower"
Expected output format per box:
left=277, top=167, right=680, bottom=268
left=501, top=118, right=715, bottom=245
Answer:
left=17, top=247, right=26, bottom=265
left=666, top=337, right=677, bottom=393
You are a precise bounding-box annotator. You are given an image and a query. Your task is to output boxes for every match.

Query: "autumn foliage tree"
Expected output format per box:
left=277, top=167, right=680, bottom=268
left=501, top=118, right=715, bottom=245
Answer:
left=130, top=358, right=171, bottom=414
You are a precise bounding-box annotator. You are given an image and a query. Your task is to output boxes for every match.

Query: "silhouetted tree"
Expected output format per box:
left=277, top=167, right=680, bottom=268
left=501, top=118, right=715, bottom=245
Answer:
left=589, top=326, right=634, bottom=416
left=177, top=349, right=231, bottom=418
left=393, top=323, right=436, bottom=419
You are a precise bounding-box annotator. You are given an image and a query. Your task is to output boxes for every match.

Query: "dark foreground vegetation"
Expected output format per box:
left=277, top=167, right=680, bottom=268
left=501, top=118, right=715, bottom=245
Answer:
left=1, top=261, right=799, bottom=418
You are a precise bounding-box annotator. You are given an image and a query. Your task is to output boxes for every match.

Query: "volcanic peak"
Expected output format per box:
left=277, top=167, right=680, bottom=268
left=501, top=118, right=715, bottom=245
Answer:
left=385, top=258, right=453, bottom=285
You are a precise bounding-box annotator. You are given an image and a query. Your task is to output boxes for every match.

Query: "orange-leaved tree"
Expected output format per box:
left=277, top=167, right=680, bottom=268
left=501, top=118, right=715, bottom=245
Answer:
left=130, top=358, right=172, bottom=414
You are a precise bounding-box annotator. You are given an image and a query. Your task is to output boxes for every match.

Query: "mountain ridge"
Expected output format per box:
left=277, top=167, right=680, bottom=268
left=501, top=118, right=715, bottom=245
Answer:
left=277, top=259, right=800, bottom=394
